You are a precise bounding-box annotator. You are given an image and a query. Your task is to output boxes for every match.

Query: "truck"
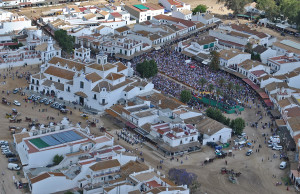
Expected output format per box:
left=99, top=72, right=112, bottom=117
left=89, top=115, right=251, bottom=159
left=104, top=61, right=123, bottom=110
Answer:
left=8, top=163, right=20, bottom=171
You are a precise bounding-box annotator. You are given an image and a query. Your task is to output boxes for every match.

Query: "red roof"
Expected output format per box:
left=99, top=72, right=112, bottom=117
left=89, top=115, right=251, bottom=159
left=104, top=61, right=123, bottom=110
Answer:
left=79, top=7, right=87, bottom=12
left=264, top=99, right=273, bottom=107
left=153, top=15, right=195, bottom=27
left=242, top=78, right=260, bottom=90
left=258, top=92, right=269, bottom=99
left=147, top=180, right=161, bottom=188
left=111, top=12, right=122, bottom=18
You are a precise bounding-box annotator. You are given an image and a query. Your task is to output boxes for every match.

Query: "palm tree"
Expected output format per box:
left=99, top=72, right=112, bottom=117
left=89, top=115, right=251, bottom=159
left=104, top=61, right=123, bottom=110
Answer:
left=198, top=77, right=207, bottom=91
left=235, top=84, right=241, bottom=94
left=218, top=77, right=226, bottom=88
left=208, top=84, right=214, bottom=106
left=216, top=88, right=222, bottom=105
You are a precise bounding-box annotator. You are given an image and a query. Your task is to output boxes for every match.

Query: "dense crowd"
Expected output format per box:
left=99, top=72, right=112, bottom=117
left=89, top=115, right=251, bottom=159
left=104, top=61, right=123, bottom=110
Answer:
left=128, top=45, right=257, bottom=110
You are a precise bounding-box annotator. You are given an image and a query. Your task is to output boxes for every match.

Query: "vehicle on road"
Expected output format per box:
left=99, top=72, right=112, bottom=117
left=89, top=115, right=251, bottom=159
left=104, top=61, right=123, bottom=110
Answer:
left=28, top=95, right=35, bottom=100
left=13, top=88, right=19, bottom=94
left=5, top=153, right=16, bottom=158
left=8, top=163, right=20, bottom=171
left=272, top=145, right=283, bottom=150
left=39, top=98, right=47, bottom=103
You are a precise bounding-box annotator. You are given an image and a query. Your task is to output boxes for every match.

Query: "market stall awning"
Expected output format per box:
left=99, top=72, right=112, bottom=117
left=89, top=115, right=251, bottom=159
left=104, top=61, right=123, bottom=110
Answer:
left=242, top=78, right=260, bottom=90
left=258, top=92, right=269, bottom=99
left=126, top=121, right=136, bottom=129
left=264, top=99, right=273, bottom=107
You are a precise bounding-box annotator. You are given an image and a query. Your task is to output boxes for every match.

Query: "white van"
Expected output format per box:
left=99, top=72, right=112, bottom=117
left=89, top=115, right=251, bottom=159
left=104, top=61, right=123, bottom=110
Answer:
left=8, top=163, right=20, bottom=171
left=272, top=145, right=283, bottom=150
left=280, top=161, right=287, bottom=169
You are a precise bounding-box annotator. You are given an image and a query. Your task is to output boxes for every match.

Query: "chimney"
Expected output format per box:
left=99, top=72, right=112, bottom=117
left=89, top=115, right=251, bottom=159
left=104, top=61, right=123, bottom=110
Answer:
left=159, top=100, right=161, bottom=105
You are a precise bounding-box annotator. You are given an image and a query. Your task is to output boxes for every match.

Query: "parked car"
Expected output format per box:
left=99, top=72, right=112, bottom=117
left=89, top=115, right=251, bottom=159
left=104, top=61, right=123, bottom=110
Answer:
left=272, top=145, right=283, bottom=150
left=2, top=150, right=11, bottom=155
left=72, top=101, right=77, bottom=105
left=28, top=95, right=35, bottom=100
left=46, top=163, right=55, bottom=168
left=39, top=98, right=47, bottom=103
left=33, top=96, right=41, bottom=102
left=51, top=102, right=58, bottom=108
left=13, top=100, right=21, bottom=106
left=246, top=149, right=253, bottom=156
left=7, top=163, right=20, bottom=171
left=0, top=140, right=8, bottom=146
left=8, top=158, right=18, bottom=163
left=5, top=153, right=16, bottom=158
left=280, top=161, right=287, bottom=169
left=13, top=88, right=19, bottom=94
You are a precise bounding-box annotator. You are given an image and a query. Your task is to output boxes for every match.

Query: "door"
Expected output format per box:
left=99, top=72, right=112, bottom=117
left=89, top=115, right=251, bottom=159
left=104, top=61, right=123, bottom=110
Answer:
left=79, top=97, right=84, bottom=105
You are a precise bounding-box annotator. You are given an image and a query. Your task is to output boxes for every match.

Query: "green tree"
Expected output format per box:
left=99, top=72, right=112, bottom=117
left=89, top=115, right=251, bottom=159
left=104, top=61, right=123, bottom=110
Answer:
left=53, top=154, right=64, bottom=165
left=218, top=0, right=251, bottom=15
left=209, top=51, right=220, bottom=71
left=280, top=0, right=300, bottom=25
left=198, top=77, right=207, bottom=91
left=234, top=84, right=240, bottom=94
left=54, top=29, right=74, bottom=53
left=227, top=82, right=234, bottom=93
left=216, top=88, right=222, bottom=102
left=192, top=4, right=208, bottom=14
left=256, top=0, right=279, bottom=20
left=230, top=118, right=245, bottom=135
left=136, top=60, right=158, bottom=78
left=180, top=90, right=192, bottom=103
left=245, top=42, right=253, bottom=53
left=218, top=77, right=226, bottom=88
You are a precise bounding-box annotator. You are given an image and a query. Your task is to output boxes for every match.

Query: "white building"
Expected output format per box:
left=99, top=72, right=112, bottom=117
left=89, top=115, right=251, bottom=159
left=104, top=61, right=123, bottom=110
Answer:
left=29, top=49, right=153, bottom=112
left=237, top=59, right=270, bottom=83
left=124, top=3, right=164, bottom=23
left=0, top=9, right=32, bottom=35
left=273, top=40, right=300, bottom=57
left=252, top=45, right=277, bottom=64
left=192, top=13, right=221, bottom=25
left=35, top=37, right=61, bottom=62
left=184, top=116, right=232, bottom=145
left=267, top=53, right=300, bottom=74
left=219, top=49, right=251, bottom=69
left=158, top=0, right=191, bottom=11
left=172, top=9, right=192, bottom=20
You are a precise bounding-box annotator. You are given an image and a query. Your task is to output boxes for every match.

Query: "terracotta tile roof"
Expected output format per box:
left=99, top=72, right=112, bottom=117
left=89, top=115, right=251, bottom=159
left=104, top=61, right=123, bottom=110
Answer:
left=115, top=26, right=130, bottom=33
left=105, top=73, right=124, bottom=80
left=285, top=107, right=300, bottom=118
left=85, top=72, right=102, bottom=83
left=111, top=12, right=122, bottom=18
left=251, top=70, right=266, bottom=77
left=44, top=66, right=75, bottom=80
left=30, top=173, right=51, bottom=184
left=287, top=116, right=300, bottom=132
left=35, top=42, right=60, bottom=51
left=89, top=159, right=120, bottom=171
left=75, top=91, right=88, bottom=98
left=153, top=15, right=195, bottom=28
left=273, top=41, right=300, bottom=55
left=14, top=132, right=30, bottom=144
left=114, top=62, right=127, bottom=72
left=83, top=13, right=96, bottom=20
left=195, top=36, right=216, bottom=45
left=147, top=180, right=161, bottom=188
left=184, top=116, right=226, bottom=135
left=264, top=82, right=288, bottom=92
left=48, top=57, right=85, bottom=71
left=32, top=73, right=46, bottom=79
left=253, top=45, right=268, bottom=54
left=238, top=59, right=264, bottom=70
left=105, top=109, right=119, bottom=118
left=219, top=49, right=247, bottom=60
left=123, top=85, right=135, bottom=92
left=179, top=9, right=192, bottom=15
left=278, top=98, right=291, bottom=108
left=132, top=171, right=157, bottom=182
left=48, top=172, right=65, bottom=176
left=92, top=81, right=113, bottom=92
left=161, top=177, right=176, bottom=186
left=42, top=80, right=64, bottom=91
left=231, top=24, right=268, bottom=38
left=100, top=11, right=109, bottom=16
left=88, top=63, right=116, bottom=71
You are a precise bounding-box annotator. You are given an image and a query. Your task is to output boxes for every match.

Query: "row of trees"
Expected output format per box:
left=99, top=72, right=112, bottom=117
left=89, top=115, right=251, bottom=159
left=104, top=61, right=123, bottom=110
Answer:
left=256, top=0, right=300, bottom=26
left=206, top=108, right=245, bottom=135
left=217, top=0, right=300, bottom=29
left=54, top=29, right=75, bottom=53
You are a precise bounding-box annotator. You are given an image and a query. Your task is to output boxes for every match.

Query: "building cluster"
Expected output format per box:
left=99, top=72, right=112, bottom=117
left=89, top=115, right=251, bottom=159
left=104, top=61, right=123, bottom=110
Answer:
left=106, top=92, right=232, bottom=156
left=13, top=118, right=189, bottom=194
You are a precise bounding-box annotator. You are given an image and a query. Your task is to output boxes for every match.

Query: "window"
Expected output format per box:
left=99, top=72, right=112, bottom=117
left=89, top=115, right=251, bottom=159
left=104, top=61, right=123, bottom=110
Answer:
left=93, top=94, right=97, bottom=100
left=50, top=77, right=52, bottom=81
left=32, top=79, right=35, bottom=84
left=80, top=81, right=84, bottom=89
left=58, top=79, right=60, bottom=83
left=67, top=86, right=70, bottom=92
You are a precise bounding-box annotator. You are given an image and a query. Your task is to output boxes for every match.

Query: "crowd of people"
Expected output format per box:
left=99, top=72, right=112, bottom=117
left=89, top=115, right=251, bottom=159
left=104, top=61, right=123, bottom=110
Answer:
left=128, top=44, right=258, bottom=111
left=116, top=128, right=144, bottom=146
